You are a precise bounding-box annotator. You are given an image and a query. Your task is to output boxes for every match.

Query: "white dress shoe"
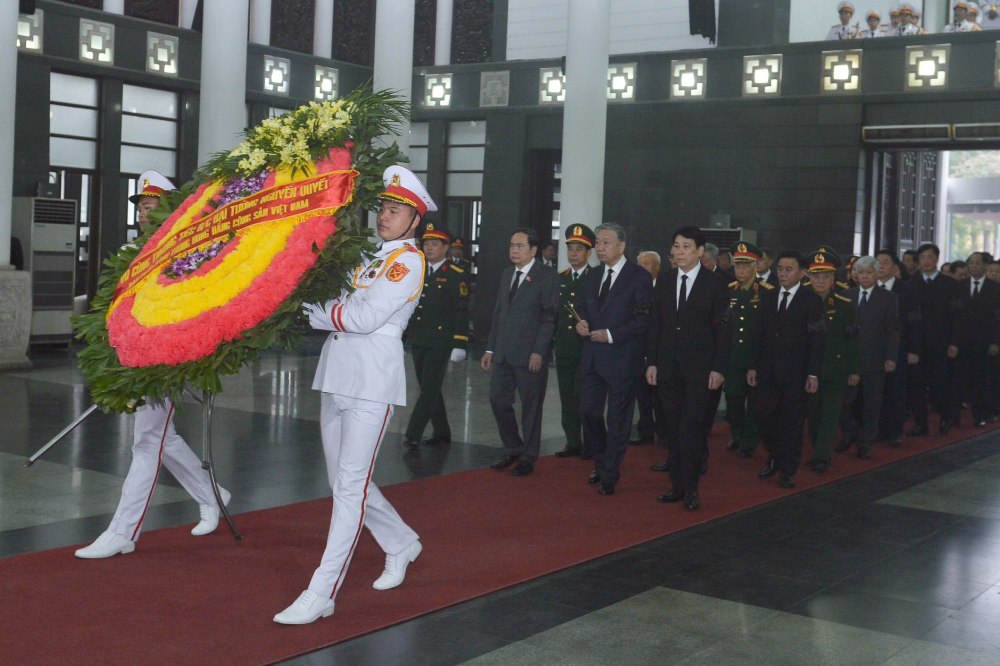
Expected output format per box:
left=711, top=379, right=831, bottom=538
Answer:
left=273, top=590, right=335, bottom=625
left=191, top=487, right=231, bottom=536
left=74, top=531, right=136, bottom=559
left=372, top=540, right=422, bottom=590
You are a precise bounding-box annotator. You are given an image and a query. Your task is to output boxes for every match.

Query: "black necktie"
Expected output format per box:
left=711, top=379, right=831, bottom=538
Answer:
left=678, top=274, right=688, bottom=310
left=973, top=280, right=981, bottom=298
left=509, top=270, right=522, bottom=302
left=779, top=290, right=790, bottom=315
left=860, top=290, right=868, bottom=313
left=599, top=268, right=613, bottom=304
left=573, top=271, right=579, bottom=283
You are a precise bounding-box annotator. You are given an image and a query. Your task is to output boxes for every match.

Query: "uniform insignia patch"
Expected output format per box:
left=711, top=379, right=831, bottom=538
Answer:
left=386, top=262, right=410, bottom=282
left=368, top=270, right=377, bottom=278
left=460, top=282, right=469, bottom=296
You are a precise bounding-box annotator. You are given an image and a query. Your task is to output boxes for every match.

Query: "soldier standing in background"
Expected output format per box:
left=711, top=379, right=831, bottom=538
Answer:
left=402, top=223, right=470, bottom=449
left=725, top=242, right=771, bottom=459
left=554, top=224, right=596, bottom=459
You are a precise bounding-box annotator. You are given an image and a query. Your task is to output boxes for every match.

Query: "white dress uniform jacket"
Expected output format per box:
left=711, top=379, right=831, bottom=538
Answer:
left=309, top=239, right=425, bottom=405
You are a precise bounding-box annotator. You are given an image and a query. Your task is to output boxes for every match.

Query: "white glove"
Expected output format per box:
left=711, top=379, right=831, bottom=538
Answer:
left=449, top=348, right=467, bottom=362
left=303, top=302, right=336, bottom=332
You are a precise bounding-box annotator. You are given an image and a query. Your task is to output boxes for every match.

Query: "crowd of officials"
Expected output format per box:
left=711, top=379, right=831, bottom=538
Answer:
left=405, top=221, right=1000, bottom=512
left=827, top=1, right=1000, bottom=39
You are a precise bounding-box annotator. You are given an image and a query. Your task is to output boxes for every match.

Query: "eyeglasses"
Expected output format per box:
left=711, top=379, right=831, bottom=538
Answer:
left=509, top=243, right=529, bottom=249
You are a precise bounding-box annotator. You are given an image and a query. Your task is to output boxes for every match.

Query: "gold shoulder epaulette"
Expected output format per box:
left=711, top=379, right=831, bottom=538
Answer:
left=729, top=280, right=739, bottom=288
left=834, top=293, right=851, bottom=303
left=836, top=280, right=849, bottom=290
left=761, top=282, right=775, bottom=290
left=451, top=265, right=465, bottom=274
left=560, top=268, right=570, bottom=276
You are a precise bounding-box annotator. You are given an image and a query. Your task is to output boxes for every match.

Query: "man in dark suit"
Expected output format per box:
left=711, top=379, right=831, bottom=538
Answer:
left=646, top=226, right=731, bottom=510
left=748, top=250, right=825, bottom=489
left=876, top=250, right=921, bottom=446
left=576, top=223, right=653, bottom=496
left=756, top=247, right=779, bottom=286
left=840, top=255, right=899, bottom=458
left=632, top=250, right=666, bottom=448
left=908, top=243, right=959, bottom=436
left=948, top=252, right=1000, bottom=428
left=481, top=228, right=560, bottom=477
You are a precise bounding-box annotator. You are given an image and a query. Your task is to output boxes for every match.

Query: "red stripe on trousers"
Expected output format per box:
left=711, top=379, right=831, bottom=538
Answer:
left=129, top=402, right=173, bottom=541
left=328, top=403, right=392, bottom=599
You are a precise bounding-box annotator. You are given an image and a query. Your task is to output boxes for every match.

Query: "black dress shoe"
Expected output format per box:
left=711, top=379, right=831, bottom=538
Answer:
left=737, top=448, right=753, bottom=459
left=511, top=461, right=534, bottom=477
left=778, top=472, right=795, bottom=488
left=598, top=483, right=615, bottom=496
left=888, top=435, right=902, bottom=448
left=810, top=461, right=829, bottom=473
left=490, top=455, right=518, bottom=470
left=727, top=438, right=740, bottom=451
left=906, top=425, right=928, bottom=437
left=587, top=470, right=600, bottom=484
left=684, top=492, right=700, bottom=510
left=554, top=448, right=580, bottom=458
left=650, top=461, right=670, bottom=472
left=939, top=419, right=952, bottom=436
left=402, top=437, right=420, bottom=449
left=656, top=490, right=683, bottom=503
left=423, top=434, right=451, bottom=446
left=758, top=458, right=777, bottom=478
left=857, top=447, right=871, bottom=460
left=975, top=419, right=988, bottom=428
left=989, top=414, right=999, bottom=424
left=834, top=436, right=854, bottom=453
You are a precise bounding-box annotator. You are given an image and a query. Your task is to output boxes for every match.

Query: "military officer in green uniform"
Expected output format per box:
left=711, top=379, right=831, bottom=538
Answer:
left=448, top=237, right=472, bottom=274
left=726, top=242, right=772, bottom=458
left=553, top=224, right=596, bottom=458
left=402, top=223, right=470, bottom=448
left=804, top=248, right=861, bottom=472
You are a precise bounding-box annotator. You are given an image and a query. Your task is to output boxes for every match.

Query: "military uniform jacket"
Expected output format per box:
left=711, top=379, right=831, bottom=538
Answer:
left=553, top=265, right=591, bottom=364
left=816, top=291, right=862, bottom=383
left=405, top=260, right=470, bottom=350
left=729, top=280, right=772, bottom=370
left=312, top=239, right=425, bottom=406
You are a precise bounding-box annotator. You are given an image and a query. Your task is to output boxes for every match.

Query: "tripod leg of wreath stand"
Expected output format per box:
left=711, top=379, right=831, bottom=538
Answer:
left=201, top=391, right=241, bottom=540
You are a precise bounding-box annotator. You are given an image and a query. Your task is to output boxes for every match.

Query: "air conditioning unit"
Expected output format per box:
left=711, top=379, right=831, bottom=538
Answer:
left=700, top=227, right=756, bottom=249
left=11, top=197, right=78, bottom=344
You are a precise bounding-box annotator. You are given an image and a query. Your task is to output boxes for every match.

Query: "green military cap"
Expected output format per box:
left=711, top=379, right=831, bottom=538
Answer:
left=564, top=224, right=596, bottom=248
left=730, top=240, right=762, bottom=262
left=808, top=246, right=841, bottom=273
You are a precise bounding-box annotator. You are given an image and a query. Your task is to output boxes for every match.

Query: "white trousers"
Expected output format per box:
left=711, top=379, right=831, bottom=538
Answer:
left=107, top=400, right=217, bottom=541
left=308, top=392, right=418, bottom=599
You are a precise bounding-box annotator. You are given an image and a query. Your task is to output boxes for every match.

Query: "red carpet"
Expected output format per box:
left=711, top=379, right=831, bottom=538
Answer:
left=1, top=417, right=994, bottom=665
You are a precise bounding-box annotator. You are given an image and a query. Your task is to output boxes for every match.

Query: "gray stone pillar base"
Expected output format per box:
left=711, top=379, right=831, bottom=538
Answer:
left=0, top=266, right=32, bottom=370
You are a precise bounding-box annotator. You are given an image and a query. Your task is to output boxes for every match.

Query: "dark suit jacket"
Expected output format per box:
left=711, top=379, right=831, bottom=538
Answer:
left=487, top=261, right=560, bottom=366
left=752, top=282, right=825, bottom=384
left=646, top=266, right=732, bottom=383
left=886, top=278, right=921, bottom=355
left=847, top=286, right=899, bottom=376
left=914, top=272, right=959, bottom=351
left=952, top=276, right=1000, bottom=353
left=577, top=260, right=653, bottom=378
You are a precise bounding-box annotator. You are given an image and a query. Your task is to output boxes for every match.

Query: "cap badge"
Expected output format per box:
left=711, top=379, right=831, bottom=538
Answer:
left=390, top=174, right=401, bottom=187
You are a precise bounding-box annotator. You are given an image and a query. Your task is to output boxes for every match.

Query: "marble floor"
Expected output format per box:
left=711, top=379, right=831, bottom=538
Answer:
left=5, top=335, right=1000, bottom=665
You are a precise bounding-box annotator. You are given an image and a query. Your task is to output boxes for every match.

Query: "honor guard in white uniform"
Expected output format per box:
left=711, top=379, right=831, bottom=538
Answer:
left=75, top=170, right=230, bottom=559
left=945, top=1, right=981, bottom=31
left=827, top=1, right=861, bottom=39
left=899, top=4, right=927, bottom=34
left=860, top=10, right=886, bottom=37
left=274, top=165, right=434, bottom=625
left=981, top=2, right=1000, bottom=29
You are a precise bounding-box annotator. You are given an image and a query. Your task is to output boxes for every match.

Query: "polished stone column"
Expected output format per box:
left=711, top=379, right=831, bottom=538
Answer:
left=179, top=0, right=200, bottom=28
left=558, top=0, right=610, bottom=267
left=373, top=0, right=415, bottom=155
left=434, top=0, right=453, bottom=66
left=249, top=0, right=271, bottom=45
left=314, top=0, right=334, bottom=58
left=198, top=0, right=249, bottom=166
left=1, top=1, right=30, bottom=368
